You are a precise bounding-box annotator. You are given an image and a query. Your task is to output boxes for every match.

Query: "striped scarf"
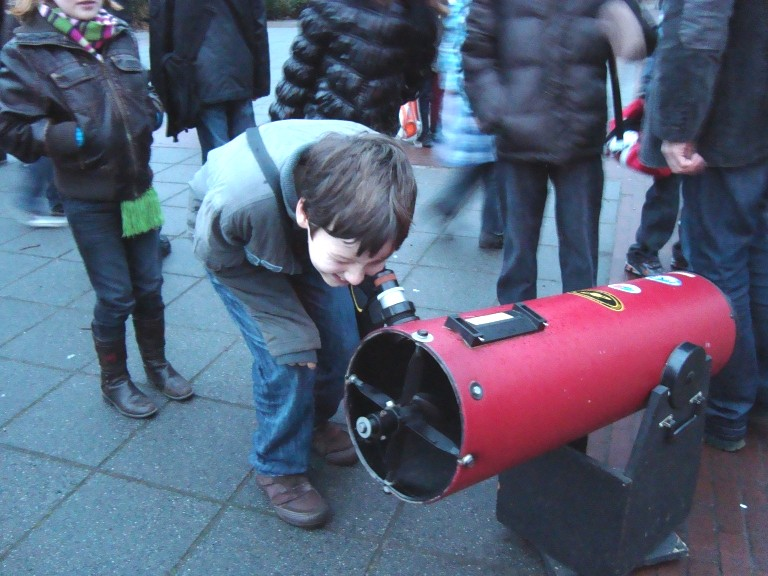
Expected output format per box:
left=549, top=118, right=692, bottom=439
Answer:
left=39, top=4, right=121, bottom=62
left=39, top=3, right=163, bottom=237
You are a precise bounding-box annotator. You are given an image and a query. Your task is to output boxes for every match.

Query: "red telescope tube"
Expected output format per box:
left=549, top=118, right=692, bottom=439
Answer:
left=345, top=272, right=735, bottom=503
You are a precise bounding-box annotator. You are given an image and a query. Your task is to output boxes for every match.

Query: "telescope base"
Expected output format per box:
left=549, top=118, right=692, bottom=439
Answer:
left=497, top=343, right=709, bottom=576
left=541, top=532, right=688, bottom=576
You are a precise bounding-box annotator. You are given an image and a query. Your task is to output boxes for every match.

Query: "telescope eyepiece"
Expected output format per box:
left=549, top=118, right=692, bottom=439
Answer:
left=372, top=270, right=418, bottom=326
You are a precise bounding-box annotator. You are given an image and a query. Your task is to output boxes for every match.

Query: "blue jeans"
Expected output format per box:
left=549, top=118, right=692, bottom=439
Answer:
left=496, top=157, right=604, bottom=303
left=208, top=263, right=360, bottom=476
left=196, top=99, right=256, bottom=163
left=628, top=174, right=681, bottom=257
left=62, top=197, right=163, bottom=340
left=15, top=157, right=62, bottom=214
left=681, top=163, right=768, bottom=440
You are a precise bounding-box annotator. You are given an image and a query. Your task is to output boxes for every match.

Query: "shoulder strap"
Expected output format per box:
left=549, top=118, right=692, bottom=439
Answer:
left=608, top=51, right=625, bottom=140
left=245, top=127, right=295, bottom=238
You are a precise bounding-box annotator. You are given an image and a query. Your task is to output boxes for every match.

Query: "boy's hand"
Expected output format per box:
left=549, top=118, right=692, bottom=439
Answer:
left=290, top=362, right=317, bottom=369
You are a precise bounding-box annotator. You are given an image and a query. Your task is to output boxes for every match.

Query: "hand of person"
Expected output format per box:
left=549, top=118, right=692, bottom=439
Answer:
left=661, top=141, right=707, bottom=175
left=597, top=0, right=647, bottom=61
left=290, top=362, right=317, bottom=369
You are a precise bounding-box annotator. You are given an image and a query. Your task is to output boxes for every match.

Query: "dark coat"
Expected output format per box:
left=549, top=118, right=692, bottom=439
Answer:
left=268, top=0, right=438, bottom=136
left=642, top=0, right=768, bottom=168
left=0, top=15, right=157, bottom=202
left=149, top=0, right=270, bottom=136
left=462, top=0, right=613, bottom=165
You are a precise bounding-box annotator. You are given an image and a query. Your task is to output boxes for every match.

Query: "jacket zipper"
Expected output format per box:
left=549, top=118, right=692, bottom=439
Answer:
left=99, top=54, right=140, bottom=190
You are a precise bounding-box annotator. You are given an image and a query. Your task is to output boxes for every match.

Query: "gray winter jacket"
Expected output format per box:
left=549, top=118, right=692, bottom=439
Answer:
left=641, top=0, right=768, bottom=168
left=189, top=119, right=372, bottom=364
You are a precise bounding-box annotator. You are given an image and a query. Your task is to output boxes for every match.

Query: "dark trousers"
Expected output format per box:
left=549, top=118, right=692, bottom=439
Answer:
left=681, top=163, right=768, bottom=440
left=496, top=157, right=604, bottom=303
left=628, top=174, right=681, bottom=257
left=62, top=197, right=164, bottom=340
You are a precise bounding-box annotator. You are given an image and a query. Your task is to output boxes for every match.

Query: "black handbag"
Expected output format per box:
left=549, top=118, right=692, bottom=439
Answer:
left=158, top=1, right=214, bottom=140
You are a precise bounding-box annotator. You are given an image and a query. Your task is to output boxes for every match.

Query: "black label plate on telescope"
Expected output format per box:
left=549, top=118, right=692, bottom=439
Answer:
left=444, top=304, right=547, bottom=347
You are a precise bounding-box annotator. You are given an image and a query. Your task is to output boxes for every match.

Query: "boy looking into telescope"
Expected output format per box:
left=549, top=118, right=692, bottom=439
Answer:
left=189, top=120, right=417, bottom=528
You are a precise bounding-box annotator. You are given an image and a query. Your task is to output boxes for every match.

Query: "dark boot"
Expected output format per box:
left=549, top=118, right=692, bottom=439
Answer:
left=93, top=333, right=158, bottom=419
left=133, top=315, right=193, bottom=400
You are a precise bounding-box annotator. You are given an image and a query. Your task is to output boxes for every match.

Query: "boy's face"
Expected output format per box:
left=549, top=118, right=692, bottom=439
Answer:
left=53, top=0, right=104, bottom=20
left=296, top=199, right=393, bottom=287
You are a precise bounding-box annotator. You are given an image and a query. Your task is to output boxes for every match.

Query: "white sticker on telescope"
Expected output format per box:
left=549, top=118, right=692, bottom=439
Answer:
left=646, top=275, right=683, bottom=287
left=466, top=312, right=513, bottom=326
left=608, top=283, right=642, bottom=294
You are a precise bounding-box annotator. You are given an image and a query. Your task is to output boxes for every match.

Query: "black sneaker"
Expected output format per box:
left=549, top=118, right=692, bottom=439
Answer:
left=670, top=243, right=689, bottom=271
left=478, top=231, right=503, bottom=250
left=625, top=252, right=663, bottom=277
left=704, top=433, right=746, bottom=452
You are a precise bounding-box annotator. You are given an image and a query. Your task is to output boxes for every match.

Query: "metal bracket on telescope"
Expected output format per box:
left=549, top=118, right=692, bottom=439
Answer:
left=496, top=342, right=710, bottom=576
left=444, top=303, right=547, bottom=347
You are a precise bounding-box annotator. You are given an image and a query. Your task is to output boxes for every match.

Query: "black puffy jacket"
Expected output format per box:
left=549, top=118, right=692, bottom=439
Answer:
left=0, top=14, right=158, bottom=202
left=462, top=0, right=612, bottom=164
left=269, top=0, right=437, bottom=136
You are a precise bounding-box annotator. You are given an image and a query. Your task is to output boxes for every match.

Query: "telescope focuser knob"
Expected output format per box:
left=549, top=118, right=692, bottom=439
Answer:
left=356, top=409, right=399, bottom=440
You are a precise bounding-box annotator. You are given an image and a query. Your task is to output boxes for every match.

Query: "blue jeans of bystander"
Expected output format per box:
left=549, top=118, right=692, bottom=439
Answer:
left=496, top=156, right=604, bottom=303
left=680, top=163, right=768, bottom=440
left=196, top=99, right=256, bottom=163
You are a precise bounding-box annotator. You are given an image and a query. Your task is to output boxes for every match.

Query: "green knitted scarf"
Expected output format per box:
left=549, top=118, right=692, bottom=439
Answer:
left=121, top=187, right=164, bottom=238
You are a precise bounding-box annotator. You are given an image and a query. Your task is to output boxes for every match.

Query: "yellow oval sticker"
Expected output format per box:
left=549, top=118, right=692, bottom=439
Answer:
left=571, top=289, right=624, bottom=311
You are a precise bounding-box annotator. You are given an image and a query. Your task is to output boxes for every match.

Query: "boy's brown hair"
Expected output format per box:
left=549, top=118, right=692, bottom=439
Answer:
left=11, top=0, right=123, bottom=20
left=298, top=132, right=417, bottom=257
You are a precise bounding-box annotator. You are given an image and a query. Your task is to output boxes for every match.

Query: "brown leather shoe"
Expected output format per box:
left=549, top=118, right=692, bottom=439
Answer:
left=312, top=422, right=358, bottom=466
left=255, top=474, right=329, bottom=529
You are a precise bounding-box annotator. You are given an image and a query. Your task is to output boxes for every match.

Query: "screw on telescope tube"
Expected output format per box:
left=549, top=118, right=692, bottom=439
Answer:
left=458, top=454, right=475, bottom=467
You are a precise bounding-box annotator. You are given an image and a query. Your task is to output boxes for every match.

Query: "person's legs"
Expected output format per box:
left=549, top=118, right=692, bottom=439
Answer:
left=15, top=158, right=67, bottom=227
left=681, top=163, right=768, bottom=446
left=751, top=201, right=768, bottom=410
left=63, top=198, right=138, bottom=338
left=432, top=165, right=482, bottom=218
left=62, top=197, right=156, bottom=417
left=290, top=260, right=359, bottom=426
left=551, top=156, right=604, bottom=293
left=207, top=271, right=329, bottom=527
left=417, top=73, right=434, bottom=147
left=196, top=104, right=230, bottom=164
left=626, top=175, right=681, bottom=275
left=197, top=100, right=255, bottom=163
left=479, top=161, right=504, bottom=249
left=35, top=157, right=64, bottom=214
left=496, top=161, right=549, bottom=303
left=124, top=229, right=192, bottom=400
left=226, top=99, right=256, bottom=141
left=207, top=272, right=316, bottom=476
